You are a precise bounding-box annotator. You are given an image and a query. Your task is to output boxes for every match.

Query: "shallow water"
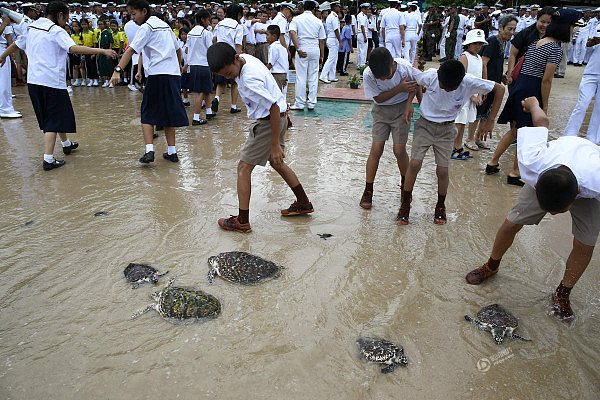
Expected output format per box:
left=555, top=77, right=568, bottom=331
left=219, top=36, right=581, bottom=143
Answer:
left=0, top=61, right=599, bottom=399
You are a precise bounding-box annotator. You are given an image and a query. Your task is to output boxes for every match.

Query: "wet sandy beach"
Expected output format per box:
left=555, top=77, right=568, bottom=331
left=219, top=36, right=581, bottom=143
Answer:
left=0, top=59, right=599, bottom=399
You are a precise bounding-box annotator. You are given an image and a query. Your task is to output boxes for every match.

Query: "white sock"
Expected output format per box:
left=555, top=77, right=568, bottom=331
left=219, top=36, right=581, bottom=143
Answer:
left=231, top=104, right=236, bottom=109
left=193, top=113, right=201, bottom=120
left=215, top=96, right=220, bottom=102
left=145, top=144, right=154, bottom=153
left=202, top=100, right=206, bottom=106
left=167, top=146, right=176, bottom=155
left=206, top=107, right=212, bottom=114
left=44, top=154, right=54, bottom=163
left=61, top=139, right=72, bottom=147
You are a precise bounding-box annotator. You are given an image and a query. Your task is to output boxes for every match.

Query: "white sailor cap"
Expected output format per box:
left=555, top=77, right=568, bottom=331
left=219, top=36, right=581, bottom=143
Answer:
left=360, top=3, right=369, bottom=8
left=21, top=2, right=34, bottom=6
left=530, top=4, right=539, bottom=10
left=318, top=1, right=329, bottom=11
left=279, top=2, right=295, bottom=11
left=491, top=10, right=501, bottom=16
left=399, top=4, right=407, bottom=9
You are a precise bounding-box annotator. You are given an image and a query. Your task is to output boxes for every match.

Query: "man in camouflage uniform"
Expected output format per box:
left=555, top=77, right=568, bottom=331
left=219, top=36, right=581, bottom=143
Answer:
left=441, top=5, right=459, bottom=61
left=423, top=5, right=441, bottom=61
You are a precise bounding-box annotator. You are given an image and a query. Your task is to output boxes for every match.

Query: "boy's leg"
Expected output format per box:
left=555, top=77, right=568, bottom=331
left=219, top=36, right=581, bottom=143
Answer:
left=361, top=141, right=385, bottom=209
left=434, top=165, right=449, bottom=224
left=218, top=160, right=254, bottom=233
left=466, top=120, right=479, bottom=143
left=230, top=82, right=240, bottom=112
left=431, top=123, right=457, bottom=224
left=271, top=160, right=313, bottom=215
left=487, top=126, right=516, bottom=171
left=452, top=123, right=465, bottom=153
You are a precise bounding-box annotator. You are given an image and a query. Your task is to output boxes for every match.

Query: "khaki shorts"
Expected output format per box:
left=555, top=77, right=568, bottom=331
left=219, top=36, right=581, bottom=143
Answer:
left=245, top=43, right=256, bottom=57
left=12, top=49, right=26, bottom=64
left=507, top=184, right=600, bottom=247
left=239, top=116, right=287, bottom=166
left=272, top=73, right=287, bottom=92
left=410, top=116, right=456, bottom=167
left=371, top=101, right=410, bottom=144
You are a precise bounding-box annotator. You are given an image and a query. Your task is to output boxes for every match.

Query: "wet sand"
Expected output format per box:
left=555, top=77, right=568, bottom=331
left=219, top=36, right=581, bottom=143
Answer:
left=0, top=58, right=599, bottom=399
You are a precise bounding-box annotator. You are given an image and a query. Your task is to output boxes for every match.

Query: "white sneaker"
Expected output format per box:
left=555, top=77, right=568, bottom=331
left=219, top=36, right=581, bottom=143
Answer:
left=102, top=81, right=109, bottom=87
left=72, top=79, right=79, bottom=86
left=67, top=86, right=73, bottom=95
left=319, top=78, right=330, bottom=84
left=289, top=104, right=305, bottom=110
left=128, top=84, right=137, bottom=91
left=87, top=80, right=93, bottom=87
left=108, top=82, right=114, bottom=88
left=92, top=80, right=99, bottom=86
left=330, top=78, right=339, bottom=82
left=0, top=112, right=23, bottom=118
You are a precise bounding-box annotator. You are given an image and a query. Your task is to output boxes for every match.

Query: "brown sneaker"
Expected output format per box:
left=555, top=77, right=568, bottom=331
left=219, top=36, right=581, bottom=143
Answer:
left=434, top=206, right=447, bottom=225
left=281, top=201, right=314, bottom=216
left=551, top=294, right=574, bottom=324
left=360, top=190, right=373, bottom=209
left=218, top=215, right=251, bottom=233
left=465, top=263, right=498, bottom=285
left=396, top=203, right=410, bottom=225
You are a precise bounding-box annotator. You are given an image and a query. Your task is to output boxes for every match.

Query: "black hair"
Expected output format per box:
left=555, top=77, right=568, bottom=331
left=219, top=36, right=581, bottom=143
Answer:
left=303, top=1, right=316, bottom=11
left=211, top=15, right=219, bottom=21
left=225, top=4, right=242, bottom=20
left=368, top=47, right=394, bottom=79
left=545, top=20, right=572, bottom=43
left=196, top=8, right=210, bottom=23
left=127, top=0, right=151, bottom=21
left=438, top=59, right=465, bottom=90
left=109, top=19, right=118, bottom=26
left=536, top=168, right=579, bottom=212
left=267, top=24, right=280, bottom=37
left=46, top=1, right=69, bottom=23
left=207, top=42, right=236, bottom=73
left=538, top=6, right=554, bottom=19
left=151, top=11, right=165, bottom=21
left=179, top=26, right=189, bottom=38
left=344, top=14, right=351, bottom=24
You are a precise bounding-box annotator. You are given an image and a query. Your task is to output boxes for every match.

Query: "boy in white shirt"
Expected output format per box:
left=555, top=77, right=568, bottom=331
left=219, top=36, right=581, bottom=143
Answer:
left=208, top=42, right=313, bottom=233
left=398, top=59, right=504, bottom=225
left=266, top=25, right=288, bottom=94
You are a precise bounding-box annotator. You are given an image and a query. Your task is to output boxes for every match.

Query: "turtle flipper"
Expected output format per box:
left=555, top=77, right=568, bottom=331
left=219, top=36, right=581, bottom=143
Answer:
left=509, top=333, right=531, bottom=342
left=465, top=315, right=488, bottom=331
left=131, top=282, right=142, bottom=289
left=131, top=304, right=155, bottom=319
left=156, top=270, right=169, bottom=279
left=207, top=269, right=215, bottom=284
left=381, top=362, right=398, bottom=374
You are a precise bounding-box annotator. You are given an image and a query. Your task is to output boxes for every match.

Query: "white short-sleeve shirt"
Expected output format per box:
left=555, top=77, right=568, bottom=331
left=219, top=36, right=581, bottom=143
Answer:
left=272, top=12, right=288, bottom=39
left=289, top=11, right=326, bottom=49
left=245, top=20, right=256, bottom=44
left=325, top=12, right=340, bottom=40
left=363, top=58, right=420, bottom=105
left=405, top=11, right=422, bottom=32
left=187, top=25, right=213, bottom=66
left=235, top=54, right=287, bottom=120
left=129, top=16, right=181, bottom=76
left=268, top=41, right=288, bottom=74
left=254, top=22, right=268, bottom=43
left=215, top=18, right=244, bottom=50
left=0, top=24, right=13, bottom=47
left=517, top=126, right=600, bottom=200
left=15, top=18, right=75, bottom=89
left=123, top=20, right=140, bottom=64
left=381, top=8, right=405, bottom=36
left=416, top=69, right=495, bottom=122
left=357, top=12, right=368, bottom=39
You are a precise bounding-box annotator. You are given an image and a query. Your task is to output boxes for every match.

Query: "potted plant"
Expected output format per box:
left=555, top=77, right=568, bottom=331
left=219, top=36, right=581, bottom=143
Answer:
left=349, top=74, right=361, bottom=89
left=416, top=40, right=426, bottom=71
left=357, top=64, right=367, bottom=75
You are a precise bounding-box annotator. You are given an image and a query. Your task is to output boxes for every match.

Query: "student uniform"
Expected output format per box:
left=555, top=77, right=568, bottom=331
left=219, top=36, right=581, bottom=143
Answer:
left=320, top=10, right=340, bottom=81
left=455, top=51, right=483, bottom=125
left=186, top=24, right=213, bottom=94
left=0, top=23, right=17, bottom=116
left=81, top=28, right=99, bottom=79
left=381, top=7, right=404, bottom=58
left=289, top=10, right=326, bottom=108
left=363, top=58, right=419, bottom=145
left=129, top=15, right=188, bottom=127
left=412, top=69, right=494, bottom=167
left=271, top=11, right=288, bottom=44
left=253, top=21, right=269, bottom=64
left=16, top=18, right=77, bottom=132
left=564, top=43, right=600, bottom=144
left=511, top=126, right=600, bottom=247
left=244, top=18, right=256, bottom=57
left=236, top=54, right=288, bottom=166
left=403, top=10, right=422, bottom=64
left=268, top=40, right=288, bottom=95
left=214, top=17, right=244, bottom=83
left=337, top=23, right=352, bottom=73
left=357, top=10, right=368, bottom=67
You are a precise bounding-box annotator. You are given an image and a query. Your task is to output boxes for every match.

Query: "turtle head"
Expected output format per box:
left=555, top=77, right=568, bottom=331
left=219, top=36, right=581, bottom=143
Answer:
left=396, top=352, right=408, bottom=366
left=208, top=256, right=219, bottom=269
left=492, top=328, right=505, bottom=345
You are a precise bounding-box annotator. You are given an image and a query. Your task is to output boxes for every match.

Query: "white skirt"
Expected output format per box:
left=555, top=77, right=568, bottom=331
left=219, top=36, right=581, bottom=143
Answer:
left=455, top=100, right=477, bottom=124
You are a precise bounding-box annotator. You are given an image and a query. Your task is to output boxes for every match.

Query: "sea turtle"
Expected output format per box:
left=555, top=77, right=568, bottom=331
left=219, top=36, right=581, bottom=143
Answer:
left=465, top=304, right=531, bottom=344
left=207, top=251, right=284, bottom=284
left=131, top=279, right=221, bottom=320
left=124, top=263, right=169, bottom=289
left=357, top=337, right=408, bottom=373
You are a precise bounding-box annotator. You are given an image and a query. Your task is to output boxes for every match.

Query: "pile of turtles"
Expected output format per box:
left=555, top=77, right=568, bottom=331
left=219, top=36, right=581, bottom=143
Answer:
left=124, top=253, right=531, bottom=374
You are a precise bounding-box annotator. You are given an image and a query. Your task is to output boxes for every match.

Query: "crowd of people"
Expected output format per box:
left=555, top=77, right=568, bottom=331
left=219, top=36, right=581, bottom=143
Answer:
left=0, top=1, right=599, bottom=325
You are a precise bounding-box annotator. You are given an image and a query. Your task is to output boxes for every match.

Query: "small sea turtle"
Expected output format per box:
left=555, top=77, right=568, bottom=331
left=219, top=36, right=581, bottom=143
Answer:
left=207, top=251, right=284, bottom=284
left=357, top=337, right=408, bottom=373
left=124, top=263, right=169, bottom=289
left=131, top=279, right=221, bottom=320
left=465, top=304, right=531, bottom=344
left=317, top=233, right=333, bottom=240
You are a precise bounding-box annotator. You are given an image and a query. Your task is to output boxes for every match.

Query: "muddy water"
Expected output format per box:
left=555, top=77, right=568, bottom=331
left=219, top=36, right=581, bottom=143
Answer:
left=0, top=62, right=599, bottom=399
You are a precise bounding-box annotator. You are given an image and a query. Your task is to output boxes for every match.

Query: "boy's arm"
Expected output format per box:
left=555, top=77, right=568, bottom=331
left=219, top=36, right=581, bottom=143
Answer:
left=478, top=82, right=505, bottom=139
left=522, top=96, right=549, bottom=128
left=372, top=76, right=418, bottom=104
left=0, top=42, right=20, bottom=66
left=269, top=102, right=284, bottom=167
left=402, top=88, right=419, bottom=125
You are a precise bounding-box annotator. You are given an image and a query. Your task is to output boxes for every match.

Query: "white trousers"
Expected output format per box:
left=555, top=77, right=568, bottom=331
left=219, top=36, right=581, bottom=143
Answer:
left=564, top=74, right=600, bottom=144
left=439, top=31, right=447, bottom=59
left=294, top=46, right=320, bottom=107
left=385, top=33, right=402, bottom=58
left=0, top=56, right=16, bottom=114
left=357, top=34, right=368, bottom=67
left=455, top=30, right=465, bottom=60
left=403, top=31, right=418, bottom=64
left=320, top=38, right=339, bottom=81
left=573, top=37, right=588, bottom=64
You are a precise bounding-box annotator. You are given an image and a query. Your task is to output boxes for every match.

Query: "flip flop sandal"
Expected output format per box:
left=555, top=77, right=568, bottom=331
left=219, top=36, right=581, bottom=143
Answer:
left=464, top=141, right=480, bottom=151
left=451, top=148, right=471, bottom=160
left=475, top=140, right=491, bottom=149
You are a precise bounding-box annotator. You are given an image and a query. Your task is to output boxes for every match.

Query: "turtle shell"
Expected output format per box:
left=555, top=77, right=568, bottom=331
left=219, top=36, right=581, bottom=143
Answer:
left=357, top=337, right=403, bottom=363
left=208, top=252, right=283, bottom=284
left=477, top=304, right=519, bottom=329
left=157, top=286, right=221, bottom=320
left=124, top=263, right=159, bottom=283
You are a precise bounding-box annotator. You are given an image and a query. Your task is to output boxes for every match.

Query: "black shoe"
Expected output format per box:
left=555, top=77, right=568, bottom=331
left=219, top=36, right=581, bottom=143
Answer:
left=156, top=126, right=164, bottom=131
left=139, top=151, right=155, bottom=163
left=230, top=107, right=242, bottom=114
left=211, top=97, right=219, bottom=112
left=340, top=72, right=348, bottom=76
left=507, top=175, right=525, bottom=187
left=192, top=119, right=208, bottom=125
left=43, top=159, right=65, bottom=171
left=62, top=141, right=79, bottom=155
left=206, top=112, right=216, bottom=120
left=163, top=152, right=179, bottom=162
left=485, top=163, right=500, bottom=175
left=183, top=100, right=190, bottom=107
left=554, top=73, right=564, bottom=78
